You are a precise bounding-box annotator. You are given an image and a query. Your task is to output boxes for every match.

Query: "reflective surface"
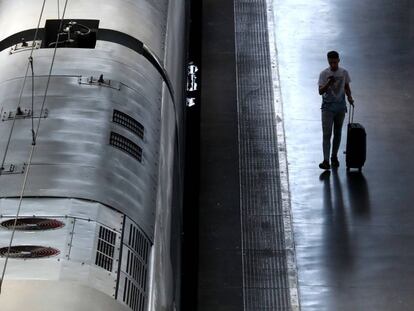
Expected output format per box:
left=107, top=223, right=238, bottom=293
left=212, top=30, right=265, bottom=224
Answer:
left=0, top=0, right=169, bottom=59
left=0, top=198, right=123, bottom=297
left=0, top=281, right=131, bottom=311
left=272, top=0, right=414, bottom=309
left=0, top=46, right=162, bottom=237
left=0, top=0, right=187, bottom=310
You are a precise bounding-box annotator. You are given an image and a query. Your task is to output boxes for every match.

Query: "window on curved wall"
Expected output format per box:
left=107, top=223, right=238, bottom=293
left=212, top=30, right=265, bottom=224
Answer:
left=110, top=132, right=143, bottom=162
left=113, top=110, right=145, bottom=140
left=95, top=226, right=117, bottom=272
left=119, top=220, right=152, bottom=311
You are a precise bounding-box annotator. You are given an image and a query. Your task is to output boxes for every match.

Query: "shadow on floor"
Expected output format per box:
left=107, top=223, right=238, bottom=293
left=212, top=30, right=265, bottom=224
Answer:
left=346, top=170, right=371, bottom=218
left=319, top=170, right=353, bottom=269
left=318, top=169, right=371, bottom=275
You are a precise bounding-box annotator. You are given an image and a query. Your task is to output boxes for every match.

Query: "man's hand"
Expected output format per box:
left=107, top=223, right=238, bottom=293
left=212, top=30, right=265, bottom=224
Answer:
left=319, top=76, right=335, bottom=95
left=348, top=96, right=354, bottom=106
left=327, top=76, right=335, bottom=86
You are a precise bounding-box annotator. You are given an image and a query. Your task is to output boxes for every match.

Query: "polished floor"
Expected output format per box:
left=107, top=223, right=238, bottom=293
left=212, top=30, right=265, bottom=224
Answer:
left=271, top=0, right=414, bottom=310
left=197, top=0, right=414, bottom=310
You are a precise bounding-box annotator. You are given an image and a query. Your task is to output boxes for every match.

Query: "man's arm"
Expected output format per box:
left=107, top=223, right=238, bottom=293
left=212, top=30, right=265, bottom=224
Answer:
left=345, top=83, right=354, bottom=105
left=318, top=76, right=334, bottom=95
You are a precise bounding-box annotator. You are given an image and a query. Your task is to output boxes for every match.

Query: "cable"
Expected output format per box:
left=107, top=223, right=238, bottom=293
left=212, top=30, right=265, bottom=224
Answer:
left=48, top=22, right=91, bottom=48
left=0, top=0, right=47, bottom=172
left=35, top=0, right=69, bottom=141
left=0, top=0, right=70, bottom=293
left=73, top=23, right=91, bottom=35
left=29, top=56, right=35, bottom=145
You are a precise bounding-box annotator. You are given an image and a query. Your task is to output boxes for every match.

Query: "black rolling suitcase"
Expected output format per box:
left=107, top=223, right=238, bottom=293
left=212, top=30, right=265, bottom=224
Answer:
left=345, top=104, right=366, bottom=172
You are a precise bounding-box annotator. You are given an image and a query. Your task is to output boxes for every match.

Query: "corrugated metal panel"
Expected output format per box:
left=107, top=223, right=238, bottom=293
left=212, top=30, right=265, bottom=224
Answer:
left=118, top=217, right=151, bottom=311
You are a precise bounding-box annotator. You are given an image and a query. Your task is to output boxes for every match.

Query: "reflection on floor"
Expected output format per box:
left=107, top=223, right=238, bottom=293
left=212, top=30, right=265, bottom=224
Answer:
left=271, top=0, right=414, bottom=309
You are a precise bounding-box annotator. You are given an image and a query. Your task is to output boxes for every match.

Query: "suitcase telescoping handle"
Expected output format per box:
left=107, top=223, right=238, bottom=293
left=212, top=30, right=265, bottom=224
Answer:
left=348, top=102, right=355, bottom=124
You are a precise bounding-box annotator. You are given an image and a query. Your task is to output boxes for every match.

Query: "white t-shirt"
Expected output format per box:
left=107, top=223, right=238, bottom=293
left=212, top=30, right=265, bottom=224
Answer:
left=318, top=67, right=351, bottom=112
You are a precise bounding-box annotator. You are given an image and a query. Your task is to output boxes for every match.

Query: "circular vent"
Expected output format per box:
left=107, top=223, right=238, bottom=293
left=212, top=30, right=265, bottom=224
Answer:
left=0, top=246, right=60, bottom=259
left=0, top=218, right=64, bottom=231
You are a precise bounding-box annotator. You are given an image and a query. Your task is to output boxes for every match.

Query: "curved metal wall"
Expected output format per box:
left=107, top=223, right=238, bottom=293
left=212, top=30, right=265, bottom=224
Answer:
left=0, top=0, right=169, bottom=59
left=0, top=45, right=162, bottom=237
left=148, top=1, right=187, bottom=310
left=0, top=0, right=186, bottom=310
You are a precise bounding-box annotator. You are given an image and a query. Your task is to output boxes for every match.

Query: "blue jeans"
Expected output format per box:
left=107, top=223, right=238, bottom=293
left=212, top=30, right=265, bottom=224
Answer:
left=321, top=110, right=345, bottom=161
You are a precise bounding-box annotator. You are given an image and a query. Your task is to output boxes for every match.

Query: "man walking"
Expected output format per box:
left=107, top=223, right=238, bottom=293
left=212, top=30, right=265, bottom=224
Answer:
left=318, top=51, right=354, bottom=169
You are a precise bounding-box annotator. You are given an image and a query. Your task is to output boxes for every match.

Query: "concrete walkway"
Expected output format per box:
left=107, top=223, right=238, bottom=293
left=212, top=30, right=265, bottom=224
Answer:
left=271, top=0, right=414, bottom=309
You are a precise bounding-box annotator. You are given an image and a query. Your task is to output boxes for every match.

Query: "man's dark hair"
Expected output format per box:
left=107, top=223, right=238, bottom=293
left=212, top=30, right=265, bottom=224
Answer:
left=327, top=50, right=339, bottom=59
